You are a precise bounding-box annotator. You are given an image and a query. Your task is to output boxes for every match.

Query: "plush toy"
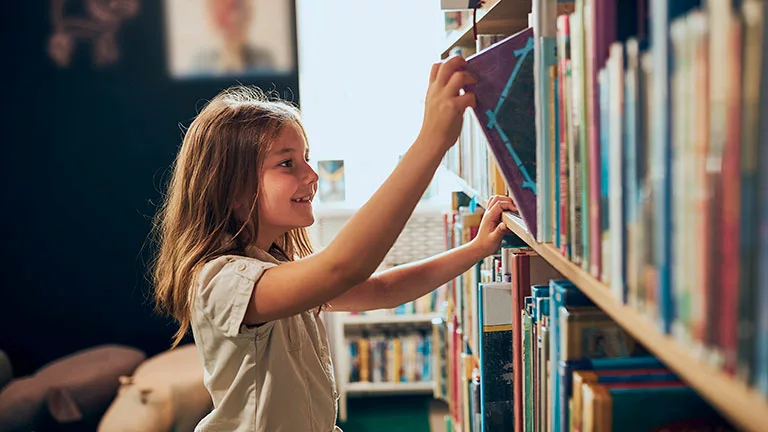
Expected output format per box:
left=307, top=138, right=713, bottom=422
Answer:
left=98, top=344, right=212, bottom=432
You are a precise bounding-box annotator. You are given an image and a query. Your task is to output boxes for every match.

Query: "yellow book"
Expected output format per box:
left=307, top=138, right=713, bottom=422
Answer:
left=581, top=382, right=611, bottom=432
left=359, top=338, right=370, bottom=383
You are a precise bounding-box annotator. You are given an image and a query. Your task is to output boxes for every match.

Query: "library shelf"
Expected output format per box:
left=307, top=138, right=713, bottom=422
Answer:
left=341, top=313, right=440, bottom=327
left=497, top=211, right=768, bottom=432
left=345, top=381, right=435, bottom=397
left=441, top=0, right=530, bottom=58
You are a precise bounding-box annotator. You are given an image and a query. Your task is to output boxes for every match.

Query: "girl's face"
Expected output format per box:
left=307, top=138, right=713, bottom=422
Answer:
left=256, top=124, right=318, bottom=244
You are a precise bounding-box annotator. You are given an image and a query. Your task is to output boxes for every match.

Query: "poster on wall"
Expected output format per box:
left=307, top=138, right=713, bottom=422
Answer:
left=163, top=0, right=296, bottom=79
left=318, top=160, right=345, bottom=203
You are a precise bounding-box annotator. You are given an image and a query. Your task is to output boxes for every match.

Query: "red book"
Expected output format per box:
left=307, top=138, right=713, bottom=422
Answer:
left=512, top=251, right=563, bottom=432
left=586, top=0, right=602, bottom=278
left=720, top=18, right=743, bottom=374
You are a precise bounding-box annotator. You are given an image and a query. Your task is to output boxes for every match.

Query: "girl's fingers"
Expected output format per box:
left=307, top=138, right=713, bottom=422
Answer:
left=436, top=55, right=467, bottom=85
left=429, top=62, right=441, bottom=83
left=446, top=71, right=477, bottom=97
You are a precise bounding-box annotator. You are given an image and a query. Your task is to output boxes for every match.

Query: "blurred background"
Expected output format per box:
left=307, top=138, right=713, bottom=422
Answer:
left=0, top=0, right=452, bottom=430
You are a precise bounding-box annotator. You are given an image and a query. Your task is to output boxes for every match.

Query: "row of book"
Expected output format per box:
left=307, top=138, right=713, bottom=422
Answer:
left=445, top=0, right=768, bottom=403
left=347, top=331, right=433, bottom=384
left=530, top=0, right=768, bottom=394
left=435, top=198, right=732, bottom=431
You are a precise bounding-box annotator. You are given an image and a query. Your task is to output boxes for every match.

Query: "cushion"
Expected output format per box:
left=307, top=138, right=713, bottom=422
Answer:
left=0, top=344, right=145, bottom=431
left=98, top=344, right=212, bottom=432
left=0, top=350, right=12, bottom=391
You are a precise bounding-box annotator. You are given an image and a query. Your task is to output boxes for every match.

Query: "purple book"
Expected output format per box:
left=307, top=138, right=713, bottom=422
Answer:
left=465, top=27, right=538, bottom=237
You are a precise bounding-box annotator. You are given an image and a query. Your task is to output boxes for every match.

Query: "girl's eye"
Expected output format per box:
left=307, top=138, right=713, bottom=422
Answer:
left=279, top=159, right=293, bottom=168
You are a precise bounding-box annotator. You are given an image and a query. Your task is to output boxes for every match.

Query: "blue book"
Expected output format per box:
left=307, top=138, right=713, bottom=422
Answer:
left=548, top=280, right=594, bottom=432
left=599, top=67, right=611, bottom=286
left=758, top=0, right=768, bottom=397
left=649, top=0, right=700, bottom=334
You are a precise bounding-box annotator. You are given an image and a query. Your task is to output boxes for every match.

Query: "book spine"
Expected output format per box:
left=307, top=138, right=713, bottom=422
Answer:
left=756, top=0, right=768, bottom=398
left=721, top=11, right=743, bottom=375
left=599, top=65, right=611, bottom=287
left=624, top=38, right=640, bottom=309
left=558, top=15, right=572, bottom=259
left=587, top=0, right=602, bottom=278
left=570, top=10, right=585, bottom=266
left=553, top=65, right=562, bottom=249
left=706, top=0, right=731, bottom=365
left=609, top=42, right=626, bottom=303
left=578, top=0, right=591, bottom=273
left=736, top=0, right=764, bottom=384
left=689, top=10, right=709, bottom=355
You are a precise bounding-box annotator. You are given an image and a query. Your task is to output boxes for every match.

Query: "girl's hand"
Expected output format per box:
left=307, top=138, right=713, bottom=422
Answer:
left=419, top=55, right=477, bottom=152
left=471, top=195, right=517, bottom=257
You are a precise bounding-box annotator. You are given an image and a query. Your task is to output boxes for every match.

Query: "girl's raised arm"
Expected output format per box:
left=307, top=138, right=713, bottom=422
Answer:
left=244, top=56, right=476, bottom=324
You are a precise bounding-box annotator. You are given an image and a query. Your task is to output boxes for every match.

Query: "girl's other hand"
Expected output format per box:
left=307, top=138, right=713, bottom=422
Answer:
left=471, top=195, right=517, bottom=257
left=419, top=55, right=477, bottom=152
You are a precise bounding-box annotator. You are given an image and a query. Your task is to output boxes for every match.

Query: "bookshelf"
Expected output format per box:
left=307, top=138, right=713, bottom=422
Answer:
left=438, top=0, right=768, bottom=428
left=346, top=381, right=436, bottom=396
left=341, top=313, right=440, bottom=327
left=497, top=211, right=768, bottom=432
left=441, top=0, right=530, bottom=58
left=452, top=164, right=768, bottom=430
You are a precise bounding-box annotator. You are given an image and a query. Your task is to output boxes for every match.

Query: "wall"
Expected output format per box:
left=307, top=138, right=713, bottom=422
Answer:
left=0, top=1, right=299, bottom=375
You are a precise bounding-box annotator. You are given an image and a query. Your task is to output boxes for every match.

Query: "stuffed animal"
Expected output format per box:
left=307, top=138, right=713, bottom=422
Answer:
left=98, top=344, right=212, bottom=432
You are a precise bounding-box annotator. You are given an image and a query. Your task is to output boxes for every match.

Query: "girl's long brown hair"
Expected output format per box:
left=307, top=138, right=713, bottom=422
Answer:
left=152, top=86, right=313, bottom=347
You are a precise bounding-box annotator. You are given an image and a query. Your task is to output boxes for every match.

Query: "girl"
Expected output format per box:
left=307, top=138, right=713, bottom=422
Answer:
left=153, top=55, right=516, bottom=431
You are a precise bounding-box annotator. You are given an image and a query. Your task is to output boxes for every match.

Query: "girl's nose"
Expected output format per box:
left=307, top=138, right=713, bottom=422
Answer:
left=305, top=164, right=319, bottom=185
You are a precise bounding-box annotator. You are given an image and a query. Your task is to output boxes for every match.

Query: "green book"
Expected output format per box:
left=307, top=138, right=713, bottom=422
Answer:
left=522, top=298, right=535, bottom=432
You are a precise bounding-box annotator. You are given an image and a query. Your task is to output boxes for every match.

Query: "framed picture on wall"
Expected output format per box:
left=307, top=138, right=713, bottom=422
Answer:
left=163, top=0, right=297, bottom=79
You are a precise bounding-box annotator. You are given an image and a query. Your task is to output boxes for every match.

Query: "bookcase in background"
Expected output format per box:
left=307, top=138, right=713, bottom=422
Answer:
left=312, top=207, right=450, bottom=422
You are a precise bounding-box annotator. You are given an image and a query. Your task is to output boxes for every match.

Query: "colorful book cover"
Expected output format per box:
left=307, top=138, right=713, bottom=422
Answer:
left=478, top=281, right=515, bottom=431
left=465, top=28, right=538, bottom=238
left=737, top=0, right=765, bottom=384
left=581, top=382, right=732, bottom=432
left=549, top=280, right=594, bottom=432
left=757, top=0, right=768, bottom=398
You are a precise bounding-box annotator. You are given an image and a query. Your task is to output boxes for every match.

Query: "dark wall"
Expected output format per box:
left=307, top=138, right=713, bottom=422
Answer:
left=0, top=2, right=299, bottom=376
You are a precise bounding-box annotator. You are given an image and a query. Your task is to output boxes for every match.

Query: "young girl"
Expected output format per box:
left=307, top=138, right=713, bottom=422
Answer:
left=153, top=55, right=516, bottom=431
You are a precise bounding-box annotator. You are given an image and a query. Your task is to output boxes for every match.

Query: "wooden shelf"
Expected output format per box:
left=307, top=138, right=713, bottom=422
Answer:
left=499, top=211, right=768, bottom=432
left=346, top=381, right=435, bottom=396
left=441, top=0, right=531, bottom=58
left=342, top=313, right=439, bottom=327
